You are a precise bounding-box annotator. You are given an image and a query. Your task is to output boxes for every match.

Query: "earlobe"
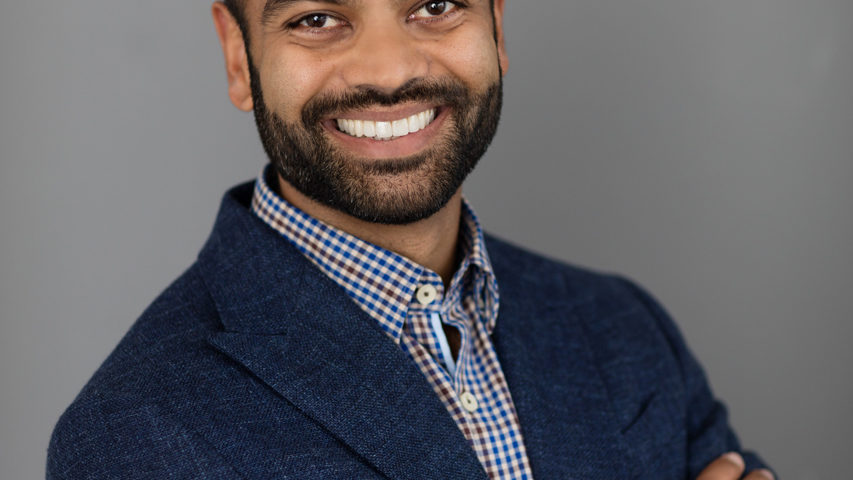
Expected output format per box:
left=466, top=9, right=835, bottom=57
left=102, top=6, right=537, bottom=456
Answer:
left=212, top=3, right=254, bottom=112
left=492, top=0, right=509, bottom=75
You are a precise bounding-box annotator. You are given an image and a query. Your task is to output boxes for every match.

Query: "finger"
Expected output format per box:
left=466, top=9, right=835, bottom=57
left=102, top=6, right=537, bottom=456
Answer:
left=696, top=452, right=745, bottom=480
left=743, top=469, right=775, bottom=480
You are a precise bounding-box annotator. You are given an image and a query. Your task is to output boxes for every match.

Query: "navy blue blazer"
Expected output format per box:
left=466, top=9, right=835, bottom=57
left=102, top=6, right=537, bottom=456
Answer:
left=48, top=182, right=770, bottom=479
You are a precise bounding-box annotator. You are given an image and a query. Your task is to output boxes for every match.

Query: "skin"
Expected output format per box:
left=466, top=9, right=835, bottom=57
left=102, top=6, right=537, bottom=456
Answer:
left=212, top=1, right=773, bottom=478
left=212, top=0, right=508, bottom=284
left=699, top=453, right=775, bottom=480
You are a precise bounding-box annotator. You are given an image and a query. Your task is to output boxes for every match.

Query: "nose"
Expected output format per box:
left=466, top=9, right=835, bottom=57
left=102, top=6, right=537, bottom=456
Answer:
left=340, top=22, right=430, bottom=93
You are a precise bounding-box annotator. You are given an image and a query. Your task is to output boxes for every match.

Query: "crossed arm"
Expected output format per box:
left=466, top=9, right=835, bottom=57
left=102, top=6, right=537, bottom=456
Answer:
left=700, top=452, right=775, bottom=480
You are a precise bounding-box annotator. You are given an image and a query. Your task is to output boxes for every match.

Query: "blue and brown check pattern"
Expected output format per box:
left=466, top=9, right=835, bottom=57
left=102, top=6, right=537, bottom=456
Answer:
left=251, top=168, right=533, bottom=480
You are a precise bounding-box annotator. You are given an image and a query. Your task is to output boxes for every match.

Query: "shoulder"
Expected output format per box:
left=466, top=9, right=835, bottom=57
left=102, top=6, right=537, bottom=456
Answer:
left=485, top=232, right=650, bottom=312
left=485, top=232, right=689, bottom=394
left=485, top=234, right=719, bottom=461
left=47, top=264, right=232, bottom=478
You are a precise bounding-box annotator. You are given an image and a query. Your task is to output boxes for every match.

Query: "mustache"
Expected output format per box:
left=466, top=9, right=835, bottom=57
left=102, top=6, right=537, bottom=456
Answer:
left=301, top=77, right=468, bottom=126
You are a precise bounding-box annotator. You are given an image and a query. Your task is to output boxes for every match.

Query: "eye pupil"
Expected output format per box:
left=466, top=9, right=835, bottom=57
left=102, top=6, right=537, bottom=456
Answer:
left=426, top=1, right=446, bottom=15
left=307, top=14, right=327, bottom=28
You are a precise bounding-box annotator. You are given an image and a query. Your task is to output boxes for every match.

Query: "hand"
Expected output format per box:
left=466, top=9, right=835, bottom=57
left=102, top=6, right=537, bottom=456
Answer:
left=696, top=452, right=775, bottom=480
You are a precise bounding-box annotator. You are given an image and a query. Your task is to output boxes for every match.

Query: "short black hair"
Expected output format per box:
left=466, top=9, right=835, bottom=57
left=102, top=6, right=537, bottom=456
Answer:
left=222, top=0, right=249, bottom=44
left=222, top=0, right=245, bottom=20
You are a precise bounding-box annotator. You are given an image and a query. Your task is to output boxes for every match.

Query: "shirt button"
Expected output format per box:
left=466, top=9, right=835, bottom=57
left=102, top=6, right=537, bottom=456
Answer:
left=460, top=391, right=479, bottom=413
left=415, top=284, right=438, bottom=305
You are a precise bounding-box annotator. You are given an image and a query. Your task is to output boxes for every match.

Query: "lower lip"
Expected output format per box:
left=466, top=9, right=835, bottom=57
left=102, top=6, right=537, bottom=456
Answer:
left=322, top=107, right=450, bottom=159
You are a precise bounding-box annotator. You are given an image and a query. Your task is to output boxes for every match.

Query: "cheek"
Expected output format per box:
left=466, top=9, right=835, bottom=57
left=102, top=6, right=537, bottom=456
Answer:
left=258, top=48, right=338, bottom=121
left=435, top=27, right=500, bottom=87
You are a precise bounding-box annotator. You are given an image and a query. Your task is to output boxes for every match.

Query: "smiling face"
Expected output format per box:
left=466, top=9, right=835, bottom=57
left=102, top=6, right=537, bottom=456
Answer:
left=213, top=0, right=508, bottom=224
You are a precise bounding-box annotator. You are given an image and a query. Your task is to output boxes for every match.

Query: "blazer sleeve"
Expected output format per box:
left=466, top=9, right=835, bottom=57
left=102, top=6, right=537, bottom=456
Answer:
left=47, top=397, right=245, bottom=479
left=620, top=278, right=776, bottom=479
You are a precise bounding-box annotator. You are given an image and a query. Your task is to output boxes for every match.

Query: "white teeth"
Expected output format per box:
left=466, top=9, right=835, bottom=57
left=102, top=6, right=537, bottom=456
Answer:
left=375, top=121, right=393, bottom=140
left=408, top=114, right=421, bottom=133
left=335, top=108, right=437, bottom=140
left=392, top=119, right=408, bottom=137
left=362, top=120, right=375, bottom=138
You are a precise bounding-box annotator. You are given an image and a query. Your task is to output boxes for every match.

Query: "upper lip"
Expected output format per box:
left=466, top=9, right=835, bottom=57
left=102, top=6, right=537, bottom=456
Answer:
left=326, top=103, right=440, bottom=122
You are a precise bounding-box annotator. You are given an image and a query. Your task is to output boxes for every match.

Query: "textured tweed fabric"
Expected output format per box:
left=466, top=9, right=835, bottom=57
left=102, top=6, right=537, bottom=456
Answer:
left=47, top=180, right=774, bottom=479
left=251, top=169, right=533, bottom=479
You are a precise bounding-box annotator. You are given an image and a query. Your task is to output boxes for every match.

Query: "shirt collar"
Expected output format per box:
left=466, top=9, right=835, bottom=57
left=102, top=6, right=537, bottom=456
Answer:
left=250, top=166, right=500, bottom=341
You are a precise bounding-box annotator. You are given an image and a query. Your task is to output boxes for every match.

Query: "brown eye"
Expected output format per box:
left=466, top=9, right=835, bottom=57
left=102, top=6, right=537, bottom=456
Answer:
left=425, top=2, right=447, bottom=15
left=294, top=13, right=343, bottom=30
left=303, top=14, right=329, bottom=28
left=411, top=1, right=458, bottom=20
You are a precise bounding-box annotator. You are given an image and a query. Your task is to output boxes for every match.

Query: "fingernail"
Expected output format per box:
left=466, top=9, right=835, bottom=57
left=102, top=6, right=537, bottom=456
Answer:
left=755, top=469, right=775, bottom=480
left=722, top=452, right=745, bottom=469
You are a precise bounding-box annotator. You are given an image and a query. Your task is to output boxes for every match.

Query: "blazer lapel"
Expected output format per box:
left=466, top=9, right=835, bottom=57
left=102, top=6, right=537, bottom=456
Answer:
left=487, top=237, right=631, bottom=479
left=197, top=185, right=487, bottom=480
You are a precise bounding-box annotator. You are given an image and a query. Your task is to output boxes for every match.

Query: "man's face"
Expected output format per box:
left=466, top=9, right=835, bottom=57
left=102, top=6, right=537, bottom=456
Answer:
left=227, top=0, right=508, bottom=224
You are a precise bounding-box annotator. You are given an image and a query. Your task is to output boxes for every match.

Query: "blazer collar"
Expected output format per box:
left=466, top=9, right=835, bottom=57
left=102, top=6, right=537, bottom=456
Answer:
left=196, top=182, right=487, bottom=480
left=485, top=236, right=634, bottom=478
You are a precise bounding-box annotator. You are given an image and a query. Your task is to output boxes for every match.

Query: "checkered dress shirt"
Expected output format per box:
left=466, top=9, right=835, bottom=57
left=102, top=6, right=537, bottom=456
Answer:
left=251, top=168, right=534, bottom=479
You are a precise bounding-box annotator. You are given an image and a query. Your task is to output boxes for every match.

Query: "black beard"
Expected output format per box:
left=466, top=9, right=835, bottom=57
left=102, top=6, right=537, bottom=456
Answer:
left=248, top=55, right=503, bottom=225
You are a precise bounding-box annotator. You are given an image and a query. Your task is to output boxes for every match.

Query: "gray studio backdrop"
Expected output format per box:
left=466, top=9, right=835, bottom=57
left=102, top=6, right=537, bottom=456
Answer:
left=1, top=0, right=851, bottom=478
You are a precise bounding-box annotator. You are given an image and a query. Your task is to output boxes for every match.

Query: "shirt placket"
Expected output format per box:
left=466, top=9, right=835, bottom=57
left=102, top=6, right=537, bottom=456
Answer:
left=251, top=169, right=533, bottom=479
left=407, top=277, right=457, bottom=380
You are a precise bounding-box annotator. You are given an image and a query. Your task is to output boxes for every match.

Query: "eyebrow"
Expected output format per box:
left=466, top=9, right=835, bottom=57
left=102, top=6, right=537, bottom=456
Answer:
left=261, top=0, right=352, bottom=25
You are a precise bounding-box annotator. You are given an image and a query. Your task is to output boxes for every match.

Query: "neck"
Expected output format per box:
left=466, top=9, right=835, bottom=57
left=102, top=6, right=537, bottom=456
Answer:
left=277, top=176, right=462, bottom=285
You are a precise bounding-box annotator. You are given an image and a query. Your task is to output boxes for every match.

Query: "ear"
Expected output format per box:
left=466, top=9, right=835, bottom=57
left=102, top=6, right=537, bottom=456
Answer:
left=212, top=2, right=254, bottom=111
left=492, top=0, right=509, bottom=76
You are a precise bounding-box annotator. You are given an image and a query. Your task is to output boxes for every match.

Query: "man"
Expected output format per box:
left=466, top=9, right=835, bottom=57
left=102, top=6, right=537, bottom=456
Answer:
left=48, top=1, right=775, bottom=478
